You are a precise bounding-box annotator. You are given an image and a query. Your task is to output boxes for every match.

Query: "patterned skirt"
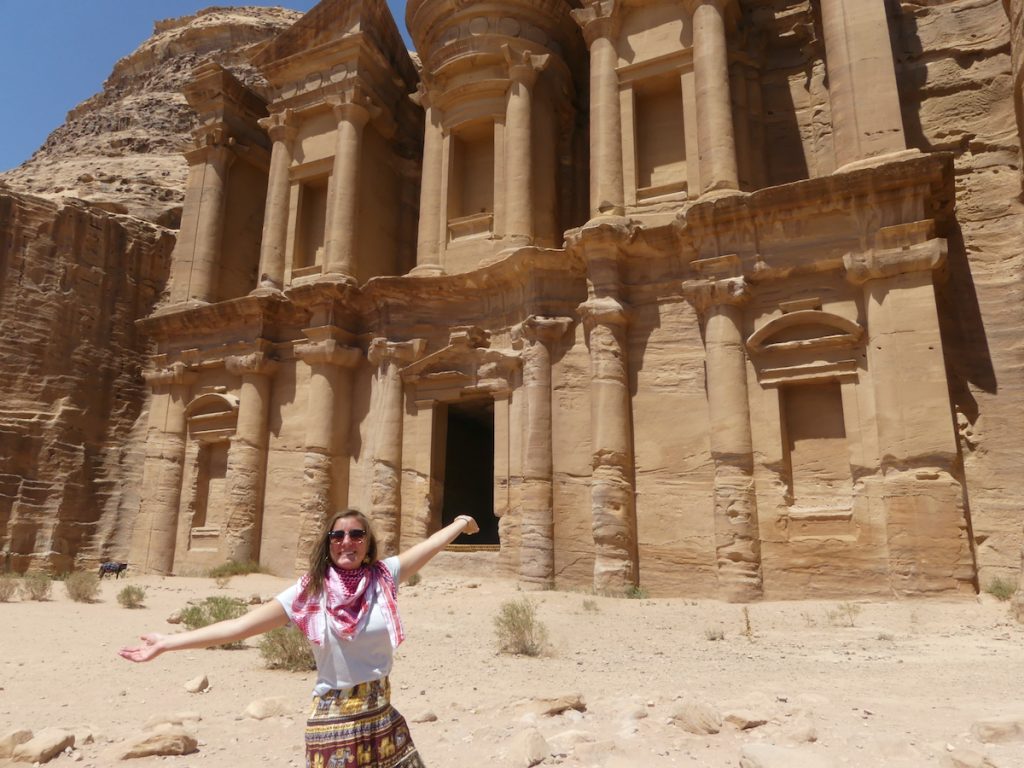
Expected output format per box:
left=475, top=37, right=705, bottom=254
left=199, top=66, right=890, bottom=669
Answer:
left=305, top=678, right=425, bottom=768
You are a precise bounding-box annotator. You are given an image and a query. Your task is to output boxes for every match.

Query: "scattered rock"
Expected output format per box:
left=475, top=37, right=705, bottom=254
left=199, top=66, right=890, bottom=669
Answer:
left=971, top=717, right=1024, bottom=743
left=547, top=729, right=595, bottom=754
left=510, top=728, right=550, bottom=767
left=780, top=710, right=817, bottom=743
left=115, top=726, right=198, bottom=759
left=0, top=729, right=32, bottom=759
left=184, top=674, right=210, bottom=693
left=410, top=711, right=437, bottom=723
left=248, top=593, right=262, bottom=605
left=518, top=694, right=587, bottom=717
left=245, top=696, right=293, bottom=720
left=166, top=609, right=183, bottom=625
left=725, top=709, right=770, bottom=730
left=11, top=728, right=75, bottom=764
left=946, top=746, right=1000, bottom=768
left=668, top=701, right=722, bottom=734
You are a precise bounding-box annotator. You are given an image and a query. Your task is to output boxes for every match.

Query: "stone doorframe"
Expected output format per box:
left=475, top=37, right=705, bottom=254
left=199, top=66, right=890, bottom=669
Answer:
left=398, top=326, right=522, bottom=558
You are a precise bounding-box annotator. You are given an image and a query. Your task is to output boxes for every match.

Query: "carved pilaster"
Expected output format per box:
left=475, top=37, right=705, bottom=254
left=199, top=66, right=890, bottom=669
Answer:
left=222, top=348, right=278, bottom=565
left=254, top=109, right=297, bottom=293
left=367, top=338, right=428, bottom=555
left=130, top=363, right=198, bottom=574
left=503, top=45, right=551, bottom=245
left=571, top=0, right=624, bottom=217
left=411, top=83, right=446, bottom=275
left=685, top=275, right=763, bottom=601
left=293, top=328, right=362, bottom=573
left=690, top=0, right=739, bottom=195
left=515, top=316, right=572, bottom=589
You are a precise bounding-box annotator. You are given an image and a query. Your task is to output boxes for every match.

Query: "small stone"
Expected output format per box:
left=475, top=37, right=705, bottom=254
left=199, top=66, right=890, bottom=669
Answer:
left=184, top=674, right=210, bottom=693
left=11, top=728, right=74, bottom=764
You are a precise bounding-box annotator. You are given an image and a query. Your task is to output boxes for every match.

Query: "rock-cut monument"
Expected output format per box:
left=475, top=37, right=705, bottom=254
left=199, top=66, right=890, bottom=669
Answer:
left=2, top=0, right=1023, bottom=606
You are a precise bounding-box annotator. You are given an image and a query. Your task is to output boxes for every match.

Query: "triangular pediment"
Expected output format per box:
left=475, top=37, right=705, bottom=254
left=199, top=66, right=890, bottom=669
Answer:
left=252, top=0, right=415, bottom=89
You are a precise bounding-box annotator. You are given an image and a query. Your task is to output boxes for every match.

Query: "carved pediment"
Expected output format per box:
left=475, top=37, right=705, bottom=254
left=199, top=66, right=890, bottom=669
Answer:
left=747, top=310, right=863, bottom=354
left=402, top=327, right=520, bottom=397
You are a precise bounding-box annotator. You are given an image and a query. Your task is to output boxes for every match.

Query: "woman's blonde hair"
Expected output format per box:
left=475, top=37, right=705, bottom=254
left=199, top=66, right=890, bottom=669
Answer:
left=302, top=509, right=379, bottom=598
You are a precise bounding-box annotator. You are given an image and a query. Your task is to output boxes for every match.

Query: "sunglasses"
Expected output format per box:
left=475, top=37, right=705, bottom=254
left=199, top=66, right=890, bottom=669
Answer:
left=327, top=529, right=367, bottom=543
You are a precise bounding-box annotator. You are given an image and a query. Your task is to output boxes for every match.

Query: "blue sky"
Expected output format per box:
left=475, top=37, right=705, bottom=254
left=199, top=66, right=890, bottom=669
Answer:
left=0, top=1, right=411, bottom=173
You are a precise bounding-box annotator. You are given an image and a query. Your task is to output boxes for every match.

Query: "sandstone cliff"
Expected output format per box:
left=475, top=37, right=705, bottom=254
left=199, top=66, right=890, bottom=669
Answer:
left=0, top=7, right=300, bottom=571
left=0, top=6, right=302, bottom=224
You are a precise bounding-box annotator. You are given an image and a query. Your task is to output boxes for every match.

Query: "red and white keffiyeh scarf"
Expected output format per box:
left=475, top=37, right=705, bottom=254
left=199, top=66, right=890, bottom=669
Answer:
left=291, top=561, right=405, bottom=648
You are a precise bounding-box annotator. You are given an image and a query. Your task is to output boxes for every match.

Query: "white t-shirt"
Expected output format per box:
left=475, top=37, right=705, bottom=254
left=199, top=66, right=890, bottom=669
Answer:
left=275, top=556, right=400, bottom=695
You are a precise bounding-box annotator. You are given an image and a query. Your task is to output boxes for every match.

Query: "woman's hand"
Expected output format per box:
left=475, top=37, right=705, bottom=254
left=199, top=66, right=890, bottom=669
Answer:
left=119, top=633, right=166, bottom=663
left=455, top=515, right=480, bottom=535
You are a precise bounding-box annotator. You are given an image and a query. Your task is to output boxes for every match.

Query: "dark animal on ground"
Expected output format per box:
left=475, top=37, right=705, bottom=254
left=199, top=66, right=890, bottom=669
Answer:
left=98, top=562, right=128, bottom=579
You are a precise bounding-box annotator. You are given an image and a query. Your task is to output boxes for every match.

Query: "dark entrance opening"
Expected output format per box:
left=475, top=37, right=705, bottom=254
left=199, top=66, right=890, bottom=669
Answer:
left=440, top=398, right=498, bottom=545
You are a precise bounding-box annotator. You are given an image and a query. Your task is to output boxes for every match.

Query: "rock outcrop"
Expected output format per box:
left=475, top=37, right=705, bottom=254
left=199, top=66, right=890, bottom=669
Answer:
left=0, top=7, right=301, bottom=224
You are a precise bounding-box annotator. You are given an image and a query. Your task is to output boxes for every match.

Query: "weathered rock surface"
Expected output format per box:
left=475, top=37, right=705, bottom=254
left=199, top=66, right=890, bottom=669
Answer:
left=244, top=696, right=293, bottom=720
left=115, top=726, right=197, bottom=760
left=0, top=7, right=301, bottom=224
left=0, top=728, right=32, bottom=758
left=11, top=727, right=74, bottom=764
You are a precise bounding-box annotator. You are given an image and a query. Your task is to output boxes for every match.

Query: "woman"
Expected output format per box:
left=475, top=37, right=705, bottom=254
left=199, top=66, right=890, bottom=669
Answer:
left=120, top=510, right=480, bottom=768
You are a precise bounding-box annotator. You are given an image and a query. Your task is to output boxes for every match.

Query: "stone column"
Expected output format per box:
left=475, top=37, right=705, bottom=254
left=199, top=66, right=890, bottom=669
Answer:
left=222, top=349, right=277, bottom=565
left=182, top=138, right=235, bottom=303
left=845, top=234, right=973, bottom=594
left=691, top=0, right=739, bottom=195
left=503, top=46, right=550, bottom=246
left=517, top=315, right=572, bottom=589
left=293, top=329, right=362, bottom=572
left=572, top=0, right=625, bottom=217
left=323, top=95, right=372, bottom=281
left=410, top=84, right=445, bottom=275
left=819, top=0, right=907, bottom=169
left=368, top=338, right=426, bottom=556
left=690, top=277, right=762, bottom=601
left=254, top=110, right=296, bottom=292
left=130, top=362, right=196, bottom=574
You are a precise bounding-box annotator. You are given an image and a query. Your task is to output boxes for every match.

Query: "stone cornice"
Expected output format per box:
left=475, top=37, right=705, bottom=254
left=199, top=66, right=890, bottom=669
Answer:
left=137, top=292, right=301, bottom=344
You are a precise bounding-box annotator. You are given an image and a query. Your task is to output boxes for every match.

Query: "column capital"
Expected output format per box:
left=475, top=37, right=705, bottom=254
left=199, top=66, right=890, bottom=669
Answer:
left=326, top=92, right=375, bottom=128
left=682, top=276, right=751, bottom=313
left=503, top=44, right=551, bottom=87
left=295, top=339, right=362, bottom=368
left=578, top=296, right=630, bottom=328
left=257, top=109, right=297, bottom=143
left=367, top=338, right=428, bottom=367
left=516, top=315, right=573, bottom=345
left=844, top=239, right=946, bottom=285
left=184, top=140, right=236, bottom=169
left=571, top=0, right=621, bottom=46
left=144, top=361, right=198, bottom=389
left=410, top=81, right=441, bottom=110
left=225, top=351, right=278, bottom=377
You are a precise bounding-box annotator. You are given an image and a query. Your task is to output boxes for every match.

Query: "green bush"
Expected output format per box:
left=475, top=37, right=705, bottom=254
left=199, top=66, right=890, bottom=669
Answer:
left=985, top=576, right=1016, bottom=602
left=207, top=560, right=262, bottom=579
left=259, top=625, right=316, bottom=671
left=21, top=571, right=52, bottom=601
left=64, top=570, right=101, bottom=603
left=494, top=598, right=548, bottom=657
left=0, top=575, right=18, bottom=602
left=180, top=596, right=249, bottom=649
left=117, top=584, right=147, bottom=609
left=625, top=585, right=649, bottom=600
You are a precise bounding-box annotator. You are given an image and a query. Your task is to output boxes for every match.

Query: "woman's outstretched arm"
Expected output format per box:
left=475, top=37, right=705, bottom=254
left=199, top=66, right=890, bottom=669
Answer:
left=119, top=599, right=289, bottom=663
left=397, top=515, right=480, bottom=582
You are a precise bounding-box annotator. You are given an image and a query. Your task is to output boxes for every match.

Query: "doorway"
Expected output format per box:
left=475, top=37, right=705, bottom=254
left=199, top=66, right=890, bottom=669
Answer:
left=439, top=398, right=498, bottom=545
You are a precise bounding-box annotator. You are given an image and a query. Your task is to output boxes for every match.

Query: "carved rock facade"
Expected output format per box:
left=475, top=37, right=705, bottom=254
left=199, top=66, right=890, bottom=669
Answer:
left=6, top=0, right=1024, bottom=602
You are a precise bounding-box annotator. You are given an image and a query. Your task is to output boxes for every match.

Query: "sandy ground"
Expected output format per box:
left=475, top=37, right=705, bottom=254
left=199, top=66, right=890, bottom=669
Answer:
left=2, top=567, right=1024, bottom=768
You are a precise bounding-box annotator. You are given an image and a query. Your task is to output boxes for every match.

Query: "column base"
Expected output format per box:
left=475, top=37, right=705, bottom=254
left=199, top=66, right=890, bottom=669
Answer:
left=408, top=263, right=446, bottom=277
left=315, top=271, right=358, bottom=287
left=696, top=185, right=745, bottom=203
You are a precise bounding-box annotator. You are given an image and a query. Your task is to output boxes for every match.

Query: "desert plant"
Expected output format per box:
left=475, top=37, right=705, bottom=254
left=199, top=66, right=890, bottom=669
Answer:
left=207, top=560, right=262, bottom=579
left=625, top=585, right=649, bottom=600
left=494, top=598, right=548, bottom=657
left=582, top=598, right=599, bottom=612
left=117, top=584, right=147, bottom=609
left=827, top=601, right=862, bottom=628
left=704, top=627, right=725, bottom=641
left=21, top=571, right=52, bottom=601
left=876, top=632, right=895, bottom=641
left=0, top=574, right=18, bottom=602
left=259, top=625, right=316, bottom=671
left=741, top=606, right=755, bottom=640
left=64, top=570, right=101, bottom=603
left=984, top=576, right=1016, bottom=602
left=180, top=596, right=249, bottom=649
left=214, top=574, right=232, bottom=589
left=406, top=572, right=422, bottom=587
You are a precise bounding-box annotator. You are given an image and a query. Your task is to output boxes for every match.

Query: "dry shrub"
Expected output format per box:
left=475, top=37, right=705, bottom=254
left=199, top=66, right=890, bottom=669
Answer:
left=985, top=577, right=1015, bottom=602
left=0, top=574, right=18, bottom=602
left=180, top=596, right=249, bottom=649
left=64, top=570, right=101, bottom=603
left=208, top=560, right=262, bottom=578
left=259, top=625, right=316, bottom=671
left=117, top=584, right=147, bottom=609
left=494, top=598, right=548, bottom=657
left=21, top=571, right=52, bottom=601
